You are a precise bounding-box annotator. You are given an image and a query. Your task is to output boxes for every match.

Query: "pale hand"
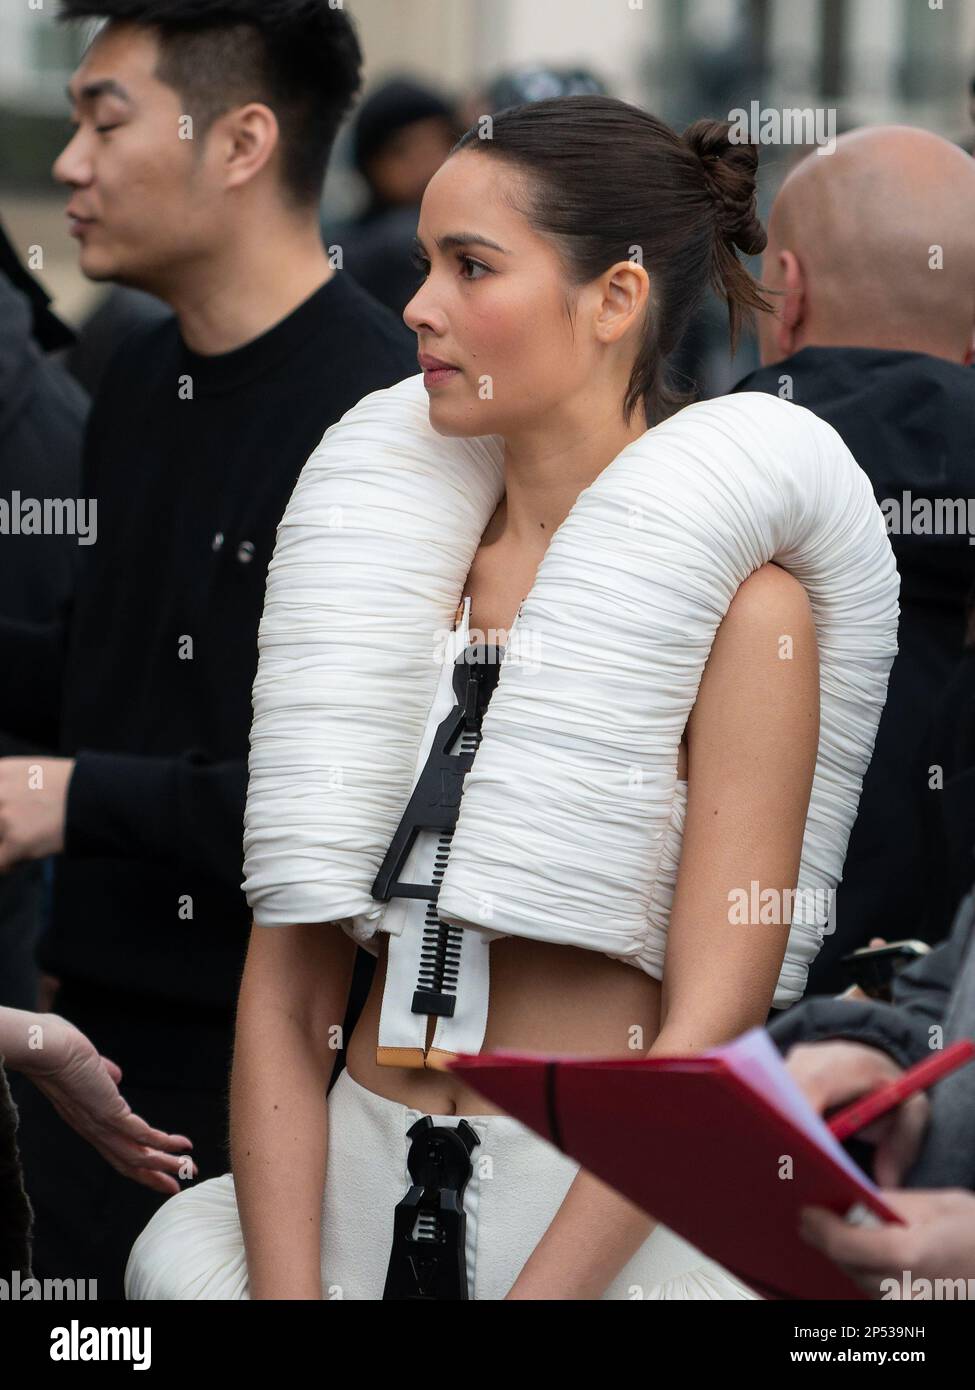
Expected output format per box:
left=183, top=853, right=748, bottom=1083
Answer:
left=800, top=1189, right=975, bottom=1295
left=0, top=756, right=75, bottom=870
left=19, top=1012, right=197, bottom=1195
left=785, top=1038, right=930, bottom=1186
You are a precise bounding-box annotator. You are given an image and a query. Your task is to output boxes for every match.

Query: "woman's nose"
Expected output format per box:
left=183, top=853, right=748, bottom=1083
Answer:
left=402, top=278, right=444, bottom=336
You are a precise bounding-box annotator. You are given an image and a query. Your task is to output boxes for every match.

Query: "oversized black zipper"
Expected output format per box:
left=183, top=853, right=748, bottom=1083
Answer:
left=412, top=716, right=480, bottom=1017
left=370, top=643, right=502, bottom=1022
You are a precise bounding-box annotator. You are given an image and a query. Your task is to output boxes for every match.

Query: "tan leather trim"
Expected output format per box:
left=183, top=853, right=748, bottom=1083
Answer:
left=376, top=1045, right=427, bottom=1069
left=424, top=1047, right=459, bottom=1072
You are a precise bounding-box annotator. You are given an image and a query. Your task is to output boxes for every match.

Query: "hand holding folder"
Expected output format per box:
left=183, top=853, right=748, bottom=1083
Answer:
left=448, top=1028, right=975, bottom=1300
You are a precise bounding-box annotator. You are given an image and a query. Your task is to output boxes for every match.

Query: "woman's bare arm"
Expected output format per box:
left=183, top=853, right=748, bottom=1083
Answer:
left=505, top=561, right=820, bottom=1298
left=654, top=559, right=820, bottom=1047
left=230, top=919, right=357, bottom=1300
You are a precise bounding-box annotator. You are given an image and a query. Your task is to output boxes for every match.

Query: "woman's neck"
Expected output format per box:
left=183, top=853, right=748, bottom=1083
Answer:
left=499, top=396, right=650, bottom=546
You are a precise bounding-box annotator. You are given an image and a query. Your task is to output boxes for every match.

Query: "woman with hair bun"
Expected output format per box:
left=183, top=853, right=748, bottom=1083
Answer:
left=126, top=97, right=898, bottom=1300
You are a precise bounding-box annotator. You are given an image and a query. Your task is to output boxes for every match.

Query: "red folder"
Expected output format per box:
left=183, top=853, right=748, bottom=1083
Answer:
left=448, top=1027, right=904, bottom=1300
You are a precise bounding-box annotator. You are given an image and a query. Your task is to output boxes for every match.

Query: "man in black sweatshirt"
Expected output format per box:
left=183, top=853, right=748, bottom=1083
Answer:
left=0, top=2, right=416, bottom=1298
left=733, top=126, right=975, bottom=995
left=0, top=222, right=89, bottom=1013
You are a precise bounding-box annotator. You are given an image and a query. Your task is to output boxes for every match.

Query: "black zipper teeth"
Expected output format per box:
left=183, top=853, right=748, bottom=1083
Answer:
left=420, top=949, right=462, bottom=967
left=416, top=932, right=463, bottom=991
left=416, top=701, right=486, bottom=998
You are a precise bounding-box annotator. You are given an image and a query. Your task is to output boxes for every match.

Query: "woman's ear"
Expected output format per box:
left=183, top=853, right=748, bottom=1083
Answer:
left=593, top=259, right=651, bottom=345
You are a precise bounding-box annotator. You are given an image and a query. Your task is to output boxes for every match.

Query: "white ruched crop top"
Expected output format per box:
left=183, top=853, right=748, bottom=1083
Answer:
left=241, top=377, right=900, bottom=1060
left=340, top=592, right=689, bottom=1066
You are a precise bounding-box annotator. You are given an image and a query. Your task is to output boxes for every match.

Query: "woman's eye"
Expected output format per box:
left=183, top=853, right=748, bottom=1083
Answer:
left=459, top=255, right=489, bottom=281
left=408, top=249, right=490, bottom=282
left=95, top=123, right=121, bottom=135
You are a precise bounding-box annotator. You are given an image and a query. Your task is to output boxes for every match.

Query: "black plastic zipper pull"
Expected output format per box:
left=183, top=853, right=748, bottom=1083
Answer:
left=463, top=666, right=481, bottom=730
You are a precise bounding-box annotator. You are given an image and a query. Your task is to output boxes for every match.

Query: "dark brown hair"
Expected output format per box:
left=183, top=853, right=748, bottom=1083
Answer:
left=453, top=96, right=773, bottom=426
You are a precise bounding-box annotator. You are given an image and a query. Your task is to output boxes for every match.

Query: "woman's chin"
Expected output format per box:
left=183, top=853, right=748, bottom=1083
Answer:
left=427, top=401, right=492, bottom=439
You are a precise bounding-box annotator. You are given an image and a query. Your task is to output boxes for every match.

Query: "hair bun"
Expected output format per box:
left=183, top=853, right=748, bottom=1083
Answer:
left=682, top=118, right=767, bottom=257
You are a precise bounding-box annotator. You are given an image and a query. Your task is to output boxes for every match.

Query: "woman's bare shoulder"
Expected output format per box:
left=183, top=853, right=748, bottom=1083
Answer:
left=687, top=560, right=818, bottom=747
left=725, top=560, right=814, bottom=626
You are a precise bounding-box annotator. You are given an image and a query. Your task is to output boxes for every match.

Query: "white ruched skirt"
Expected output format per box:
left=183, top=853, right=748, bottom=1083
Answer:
left=125, top=1066, right=759, bottom=1301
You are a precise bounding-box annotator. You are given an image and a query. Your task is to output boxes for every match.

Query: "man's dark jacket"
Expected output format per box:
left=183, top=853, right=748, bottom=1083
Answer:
left=0, top=255, right=88, bottom=1279
left=734, top=348, right=975, bottom=993
left=769, top=884, right=975, bottom=1190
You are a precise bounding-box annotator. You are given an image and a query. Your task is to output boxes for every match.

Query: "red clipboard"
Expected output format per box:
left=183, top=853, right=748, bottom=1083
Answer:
left=448, top=1027, right=904, bottom=1300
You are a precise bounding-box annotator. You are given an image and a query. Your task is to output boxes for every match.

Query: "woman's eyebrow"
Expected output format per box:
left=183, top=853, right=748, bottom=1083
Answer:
left=414, top=232, right=511, bottom=256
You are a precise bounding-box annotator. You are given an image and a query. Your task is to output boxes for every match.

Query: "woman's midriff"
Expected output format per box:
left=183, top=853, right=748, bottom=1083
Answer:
left=344, top=933, right=665, bottom=1116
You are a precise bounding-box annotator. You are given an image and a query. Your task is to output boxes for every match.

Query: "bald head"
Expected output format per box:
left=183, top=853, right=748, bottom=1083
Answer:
left=758, top=126, right=975, bottom=365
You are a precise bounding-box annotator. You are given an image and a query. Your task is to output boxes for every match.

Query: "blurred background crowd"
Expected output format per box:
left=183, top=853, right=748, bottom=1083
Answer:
left=3, top=0, right=975, bottom=397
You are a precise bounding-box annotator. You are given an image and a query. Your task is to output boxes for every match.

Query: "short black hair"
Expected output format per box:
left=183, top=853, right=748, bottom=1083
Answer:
left=58, top=0, right=363, bottom=208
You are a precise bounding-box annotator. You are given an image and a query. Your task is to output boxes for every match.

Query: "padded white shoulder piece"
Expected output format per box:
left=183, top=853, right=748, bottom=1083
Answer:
left=242, top=374, right=899, bottom=1006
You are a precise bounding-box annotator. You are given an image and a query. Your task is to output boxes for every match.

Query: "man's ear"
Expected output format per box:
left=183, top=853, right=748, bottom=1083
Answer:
left=776, top=249, right=806, bottom=357
left=216, top=102, right=280, bottom=193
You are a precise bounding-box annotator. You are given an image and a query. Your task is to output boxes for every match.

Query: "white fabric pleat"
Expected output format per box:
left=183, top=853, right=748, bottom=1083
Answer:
left=243, top=376, right=899, bottom=1007
left=242, top=377, right=503, bottom=941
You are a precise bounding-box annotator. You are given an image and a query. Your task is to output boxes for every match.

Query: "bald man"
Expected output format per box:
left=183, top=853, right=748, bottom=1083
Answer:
left=734, top=126, right=975, bottom=994
left=754, top=126, right=975, bottom=363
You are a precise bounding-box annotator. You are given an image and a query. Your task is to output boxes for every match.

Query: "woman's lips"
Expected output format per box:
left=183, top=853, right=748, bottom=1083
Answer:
left=422, top=364, right=461, bottom=388
left=418, top=354, right=462, bottom=389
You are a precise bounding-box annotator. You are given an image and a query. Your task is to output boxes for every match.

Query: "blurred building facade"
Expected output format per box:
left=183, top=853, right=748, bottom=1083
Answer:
left=1, top=0, right=973, bottom=323
left=2, top=1, right=973, bottom=171
left=348, top=0, right=975, bottom=136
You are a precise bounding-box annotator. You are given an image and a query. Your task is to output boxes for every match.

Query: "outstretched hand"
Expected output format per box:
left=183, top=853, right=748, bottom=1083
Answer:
left=20, top=1012, right=198, bottom=1195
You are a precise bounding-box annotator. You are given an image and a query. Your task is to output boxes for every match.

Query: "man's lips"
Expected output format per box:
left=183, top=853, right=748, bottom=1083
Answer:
left=66, top=211, right=96, bottom=237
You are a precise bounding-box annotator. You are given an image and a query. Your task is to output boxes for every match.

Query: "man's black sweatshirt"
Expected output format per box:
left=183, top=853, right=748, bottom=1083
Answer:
left=0, top=271, right=417, bottom=1009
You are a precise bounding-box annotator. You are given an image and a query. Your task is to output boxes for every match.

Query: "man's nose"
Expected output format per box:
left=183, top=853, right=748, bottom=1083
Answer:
left=53, top=128, right=92, bottom=188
